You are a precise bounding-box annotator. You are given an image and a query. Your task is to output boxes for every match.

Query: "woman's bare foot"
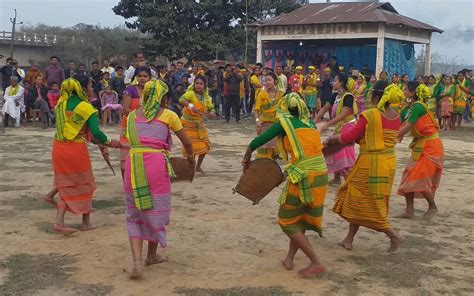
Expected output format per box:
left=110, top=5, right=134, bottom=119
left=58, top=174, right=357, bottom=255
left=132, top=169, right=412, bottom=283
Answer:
left=422, top=209, right=438, bottom=221
left=297, top=262, right=326, bottom=278
left=280, top=258, right=294, bottom=271
left=80, top=224, right=97, bottom=231
left=328, top=178, right=341, bottom=186
left=129, top=266, right=143, bottom=280
left=145, top=255, right=168, bottom=266
left=337, top=240, right=353, bottom=250
left=53, top=224, right=77, bottom=236
left=195, top=167, right=205, bottom=174
left=395, top=212, right=415, bottom=219
left=43, top=196, right=57, bottom=208
left=388, top=236, right=401, bottom=252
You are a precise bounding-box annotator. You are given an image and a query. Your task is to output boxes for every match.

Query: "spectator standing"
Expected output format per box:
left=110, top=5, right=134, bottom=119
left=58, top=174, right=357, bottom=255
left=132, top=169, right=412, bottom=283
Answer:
left=64, top=61, right=77, bottom=79
left=124, top=52, right=157, bottom=84
left=170, top=61, right=187, bottom=90
left=44, top=56, right=65, bottom=89
left=275, top=65, right=288, bottom=93
left=101, top=59, right=115, bottom=78
left=77, top=63, right=88, bottom=76
left=224, top=65, right=243, bottom=123
left=14, top=60, right=26, bottom=79
left=2, top=76, right=24, bottom=127
left=318, top=67, right=333, bottom=114
left=90, top=61, right=103, bottom=96
left=111, top=66, right=126, bottom=103
left=1, top=57, right=22, bottom=91
left=206, top=64, right=221, bottom=116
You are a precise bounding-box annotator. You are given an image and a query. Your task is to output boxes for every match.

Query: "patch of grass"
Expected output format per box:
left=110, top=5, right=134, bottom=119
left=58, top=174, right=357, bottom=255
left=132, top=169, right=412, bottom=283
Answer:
left=70, top=283, right=114, bottom=295
left=324, top=271, right=360, bottom=295
left=35, top=222, right=55, bottom=234
left=0, top=185, right=30, bottom=192
left=92, top=199, right=123, bottom=210
left=174, top=286, right=299, bottom=296
left=3, top=196, right=53, bottom=212
left=0, top=253, right=77, bottom=295
left=348, top=235, right=450, bottom=288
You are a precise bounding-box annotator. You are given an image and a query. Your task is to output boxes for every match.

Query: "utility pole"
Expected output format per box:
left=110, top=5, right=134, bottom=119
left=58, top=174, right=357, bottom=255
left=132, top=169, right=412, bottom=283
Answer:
left=244, top=0, right=249, bottom=65
left=9, top=9, right=23, bottom=59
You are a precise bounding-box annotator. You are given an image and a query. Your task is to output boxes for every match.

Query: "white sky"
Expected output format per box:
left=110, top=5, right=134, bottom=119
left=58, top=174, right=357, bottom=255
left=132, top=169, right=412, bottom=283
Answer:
left=0, top=0, right=472, bottom=64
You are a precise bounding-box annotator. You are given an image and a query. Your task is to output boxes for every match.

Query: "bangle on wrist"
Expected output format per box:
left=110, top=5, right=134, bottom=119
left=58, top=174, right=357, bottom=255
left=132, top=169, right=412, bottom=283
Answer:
left=188, top=103, right=194, bottom=109
left=105, top=138, right=111, bottom=145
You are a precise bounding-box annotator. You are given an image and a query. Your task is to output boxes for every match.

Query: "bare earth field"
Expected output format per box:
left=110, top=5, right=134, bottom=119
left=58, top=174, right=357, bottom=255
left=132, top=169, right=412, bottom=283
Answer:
left=1, top=120, right=473, bottom=296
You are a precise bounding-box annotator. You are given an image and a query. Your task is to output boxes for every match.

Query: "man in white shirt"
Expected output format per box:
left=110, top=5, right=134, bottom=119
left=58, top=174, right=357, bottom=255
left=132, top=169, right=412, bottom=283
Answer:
left=124, top=52, right=157, bottom=84
left=3, top=76, right=24, bottom=127
left=275, top=65, right=288, bottom=93
left=101, top=58, right=115, bottom=79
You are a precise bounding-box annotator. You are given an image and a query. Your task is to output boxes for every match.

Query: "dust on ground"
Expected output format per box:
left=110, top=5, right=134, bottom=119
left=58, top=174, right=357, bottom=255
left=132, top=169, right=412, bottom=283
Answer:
left=1, top=120, right=473, bottom=295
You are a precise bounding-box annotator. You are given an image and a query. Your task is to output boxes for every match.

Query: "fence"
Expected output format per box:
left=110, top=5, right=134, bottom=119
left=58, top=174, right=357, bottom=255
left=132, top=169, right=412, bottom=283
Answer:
left=0, top=31, right=86, bottom=47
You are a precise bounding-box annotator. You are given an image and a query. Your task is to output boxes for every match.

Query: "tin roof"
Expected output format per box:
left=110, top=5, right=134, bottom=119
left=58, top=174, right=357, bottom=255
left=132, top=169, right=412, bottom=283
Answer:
left=253, top=2, right=443, bottom=33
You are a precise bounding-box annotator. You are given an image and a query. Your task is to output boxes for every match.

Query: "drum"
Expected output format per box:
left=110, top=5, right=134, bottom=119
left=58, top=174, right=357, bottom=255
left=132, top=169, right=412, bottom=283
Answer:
left=322, top=142, right=348, bottom=157
left=170, top=157, right=194, bottom=182
left=233, top=158, right=284, bottom=205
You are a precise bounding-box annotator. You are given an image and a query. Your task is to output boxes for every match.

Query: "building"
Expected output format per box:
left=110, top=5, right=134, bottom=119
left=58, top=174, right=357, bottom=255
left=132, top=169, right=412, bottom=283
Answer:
left=252, top=1, right=442, bottom=78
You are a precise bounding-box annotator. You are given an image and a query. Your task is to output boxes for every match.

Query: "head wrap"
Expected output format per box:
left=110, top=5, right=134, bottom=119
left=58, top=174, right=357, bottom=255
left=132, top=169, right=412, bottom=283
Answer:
left=346, top=77, right=356, bottom=93
left=141, top=79, right=169, bottom=122
left=416, top=83, right=431, bottom=102
left=376, top=83, right=404, bottom=111
left=278, top=92, right=313, bottom=127
left=358, top=73, right=366, bottom=84
left=308, top=66, right=315, bottom=70
left=295, top=66, right=303, bottom=70
left=197, top=69, right=205, bottom=76
left=324, top=67, right=331, bottom=72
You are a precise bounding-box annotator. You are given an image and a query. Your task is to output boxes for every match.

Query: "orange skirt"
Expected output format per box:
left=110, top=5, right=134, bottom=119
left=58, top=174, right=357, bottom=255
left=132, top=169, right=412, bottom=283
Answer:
left=397, top=139, right=443, bottom=198
left=52, top=140, right=96, bottom=214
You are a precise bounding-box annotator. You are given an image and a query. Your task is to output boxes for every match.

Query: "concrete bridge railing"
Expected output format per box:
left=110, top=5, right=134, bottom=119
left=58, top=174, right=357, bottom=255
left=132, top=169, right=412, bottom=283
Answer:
left=0, top=31, right=86, bottom=47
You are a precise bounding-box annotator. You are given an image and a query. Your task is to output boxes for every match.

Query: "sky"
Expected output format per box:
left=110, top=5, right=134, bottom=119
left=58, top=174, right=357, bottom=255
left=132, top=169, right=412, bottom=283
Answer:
left=0, top=0, right=473, bottom=64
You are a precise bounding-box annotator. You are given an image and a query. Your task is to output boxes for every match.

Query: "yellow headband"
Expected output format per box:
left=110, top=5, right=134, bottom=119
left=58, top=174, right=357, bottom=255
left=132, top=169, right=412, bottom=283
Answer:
left=295, top=66, right=303, bottom=70
left=308, top=66, right=315, bottom=70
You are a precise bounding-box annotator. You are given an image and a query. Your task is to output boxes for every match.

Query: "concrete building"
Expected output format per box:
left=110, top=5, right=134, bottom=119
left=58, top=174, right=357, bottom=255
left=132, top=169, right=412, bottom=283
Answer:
left=252, top=1, right=442, bottom=78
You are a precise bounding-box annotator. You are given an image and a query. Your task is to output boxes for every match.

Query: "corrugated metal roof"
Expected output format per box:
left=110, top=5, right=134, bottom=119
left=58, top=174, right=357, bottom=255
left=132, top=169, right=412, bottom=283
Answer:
left=253, top=2, right=443, bottom=33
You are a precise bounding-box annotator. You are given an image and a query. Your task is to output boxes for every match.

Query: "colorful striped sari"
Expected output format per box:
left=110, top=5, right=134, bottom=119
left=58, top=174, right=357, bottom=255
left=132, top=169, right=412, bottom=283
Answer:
left=277, top=115, right=328, bottom=236
left=124, top=112, right=174, bottom=246
left=333, top=109, right=399, bottom=230
left=397, top=103, right=444, bottom=198
left=255, top=89, right=284, bottom=159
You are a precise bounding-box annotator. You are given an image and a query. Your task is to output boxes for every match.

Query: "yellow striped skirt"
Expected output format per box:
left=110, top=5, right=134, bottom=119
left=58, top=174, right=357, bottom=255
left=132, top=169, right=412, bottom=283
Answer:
left=181, top=118, right=210, bottom=156
left=278, top=170, right=328, bottom=236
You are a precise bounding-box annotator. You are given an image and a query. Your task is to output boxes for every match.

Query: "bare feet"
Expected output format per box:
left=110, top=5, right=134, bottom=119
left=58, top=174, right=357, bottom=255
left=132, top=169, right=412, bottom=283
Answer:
left=422, top=209, right=438, bottom=221
left=129, top=266, right=143, bottom=280
left=328, top=178, right=341, bottom=186
left=388, top=236, right=401, bottom=252
left=80, top=224, right=97, bottom=231
left=280, top=258, right=294, bottom=271
left=145, top=255, right=168, bottom=266
left=337, top=240, right=353, bottom=250
left=297, top=262, right=326, bottom=279
left=195, top=167, right=205, bottom=174
left=395, top=212, right=415, bottom=219
left=53, top=224, right=77, bottom=236
left=43, top=196, right=57, bottom=208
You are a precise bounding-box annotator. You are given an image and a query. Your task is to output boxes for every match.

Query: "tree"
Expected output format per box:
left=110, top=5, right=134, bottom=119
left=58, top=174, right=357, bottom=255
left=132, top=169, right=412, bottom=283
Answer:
left=113, top=0, right=308, bottom=61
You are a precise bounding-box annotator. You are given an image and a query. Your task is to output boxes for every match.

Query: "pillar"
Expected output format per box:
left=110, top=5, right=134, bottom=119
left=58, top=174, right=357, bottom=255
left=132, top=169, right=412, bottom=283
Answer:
left=256, top=27, right=262, bottom=64
left=424, top=41, right=431, bottom=75
left=375, top=23, right=385, bottom=77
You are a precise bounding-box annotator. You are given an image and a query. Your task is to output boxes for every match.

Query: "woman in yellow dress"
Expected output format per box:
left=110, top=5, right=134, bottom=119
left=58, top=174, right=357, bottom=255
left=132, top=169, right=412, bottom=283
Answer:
left=179, top=75, right=216, bottom=173
left=254, top=72, right=285, bottom=159
left=327, top=80, right=401, bottom=252
left=243, top=92, right=328, bottom=278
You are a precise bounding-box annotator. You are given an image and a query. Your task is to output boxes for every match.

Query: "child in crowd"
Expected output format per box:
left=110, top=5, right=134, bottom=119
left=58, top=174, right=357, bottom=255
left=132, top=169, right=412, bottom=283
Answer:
left=99, top=85, right=122, bottom=125
left=47, top=82, right=60, bottom=127
left=100, top=72, right=111, bottom=89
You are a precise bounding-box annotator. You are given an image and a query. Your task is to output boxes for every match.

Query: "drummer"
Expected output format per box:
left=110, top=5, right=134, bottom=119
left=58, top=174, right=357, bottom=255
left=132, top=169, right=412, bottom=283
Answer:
left=242, top=92, right=328, bottom=278
left=316, top=74, right=358, bottom=185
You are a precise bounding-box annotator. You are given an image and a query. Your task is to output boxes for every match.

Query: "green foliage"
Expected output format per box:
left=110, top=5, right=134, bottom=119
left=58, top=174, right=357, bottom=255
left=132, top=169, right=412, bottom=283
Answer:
left=113, top=0, right=308, bottom=61
left=19, top=23, right=142, bottom=66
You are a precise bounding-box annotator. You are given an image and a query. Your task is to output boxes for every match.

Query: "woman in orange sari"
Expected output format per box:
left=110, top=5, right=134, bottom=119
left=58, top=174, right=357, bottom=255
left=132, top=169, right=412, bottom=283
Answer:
left=120, top=67, right=152, bottom=177
left=396, top=81, right=444, bottom=220
left=52, top=75, right=121, bottom=235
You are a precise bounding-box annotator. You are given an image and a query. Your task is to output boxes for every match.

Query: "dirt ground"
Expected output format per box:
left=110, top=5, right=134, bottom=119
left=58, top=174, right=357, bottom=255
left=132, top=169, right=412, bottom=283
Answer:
left=1, top=119, right=473, bottom=296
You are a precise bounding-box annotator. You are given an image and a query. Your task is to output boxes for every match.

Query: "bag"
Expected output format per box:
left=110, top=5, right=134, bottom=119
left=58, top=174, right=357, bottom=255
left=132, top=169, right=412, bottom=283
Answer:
left=233, top=158, right=284, bottom=205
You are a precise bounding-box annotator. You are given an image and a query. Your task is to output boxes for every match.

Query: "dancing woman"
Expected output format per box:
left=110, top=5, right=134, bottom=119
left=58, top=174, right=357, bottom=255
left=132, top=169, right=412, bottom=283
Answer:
left=120, top=66, right=152, bottom=177
left=396, top=81, right=444, bottom=220
left=328, top=80, right=401, bottom=252
left=179, top=75, right=216, bottom=173
left=317, top=74, right=358, bottom=185
left=124, top=79, right=194, bottom=279
left=254, top=72, right=285, bottom=159
left=243, top=93, right=328, bottom=278
left=52, top=75, right=121, bottom=235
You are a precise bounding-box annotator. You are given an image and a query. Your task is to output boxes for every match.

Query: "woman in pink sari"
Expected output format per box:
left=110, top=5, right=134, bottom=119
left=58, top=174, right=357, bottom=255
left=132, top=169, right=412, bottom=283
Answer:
left=317, top=74, right=358, bottom=184
left=124, top=79, right=194, bottom=279
left=354, top=74, right=366, bottom=114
